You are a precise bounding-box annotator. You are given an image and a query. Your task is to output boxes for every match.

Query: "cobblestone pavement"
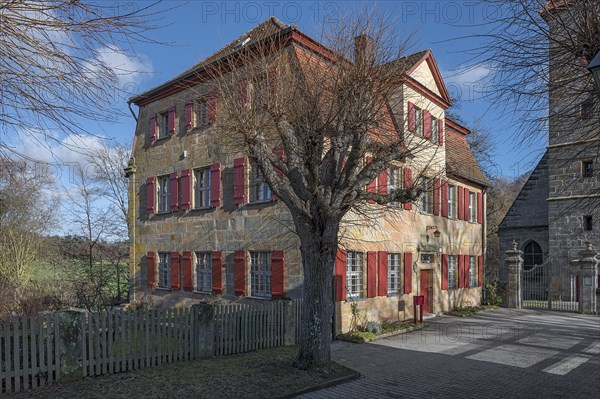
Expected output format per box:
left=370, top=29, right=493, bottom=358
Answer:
left=300, top=308, right=600, bottom=399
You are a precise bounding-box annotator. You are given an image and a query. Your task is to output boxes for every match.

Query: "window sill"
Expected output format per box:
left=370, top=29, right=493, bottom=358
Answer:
left=248, top=295, right=272, bottom=300
left=248, top=199, right=275, bottom=205
left=153, top=136, right=170, bottom=143
left=194, top=290, right=212, bottom=295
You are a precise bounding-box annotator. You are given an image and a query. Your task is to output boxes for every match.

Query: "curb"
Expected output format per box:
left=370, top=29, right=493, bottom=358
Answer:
left=276, top=366, right=361, bottom=399
left=336, top=323, right=429, bottom=343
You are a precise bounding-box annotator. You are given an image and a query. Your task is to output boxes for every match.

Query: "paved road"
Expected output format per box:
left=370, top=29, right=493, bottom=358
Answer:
left=300, top=308, right=600, bottom=399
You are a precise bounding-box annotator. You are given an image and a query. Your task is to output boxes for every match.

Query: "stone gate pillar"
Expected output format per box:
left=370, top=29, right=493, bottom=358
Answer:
left=505, top=240, right=524, bottom=309
left=574, top=242, right=599, bottom=315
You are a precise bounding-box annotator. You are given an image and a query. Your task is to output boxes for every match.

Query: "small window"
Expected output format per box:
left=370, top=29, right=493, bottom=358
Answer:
left=387, top=253, right=403, bottom=295
left=584, top=215, right=593, bottom=231
left=469, top=192, right=478, bottom=222
left=420, top=177, right=434, bottom=214
left=448, top=185, right=457, bottom=219
left=195, top=252, right=212, bottom=293
left=158, top=111, right=169, bottom=139
left=415, top=107, right=423, bottom=136
left=158, top=252, right=171, bottom=289
left=387, top=167, right=402, bottom=207
left=582, top=160, right=593, bottom=177
left=523, top=241, right=543, bottom=271
left=469, top=256, right=477, bottom=287
left=250, top=251, right=271, bottom=298
left=346, top=252, right=364, bottom=299
left=431, top=117, right=439, bottom=142
left=421, top=254, right=434, bottom=264
left=194, top=167, right=210, bottom=209
left=195, top=98, right=209, bottom=127
left=448, top=255, right=457, bottom=290
left=157, top=175, right=170, bottom=213
left=249, top=163, right=271, bottom=202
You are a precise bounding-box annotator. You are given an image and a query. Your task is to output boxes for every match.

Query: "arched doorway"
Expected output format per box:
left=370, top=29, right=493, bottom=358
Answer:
left=523, top=241, right=543, bottom=270
left=521, top=240, right=547, bottom=304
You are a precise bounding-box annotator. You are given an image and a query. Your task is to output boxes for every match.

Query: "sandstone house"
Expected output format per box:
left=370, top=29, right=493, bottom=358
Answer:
left=126, top=17, right=489, bottom=332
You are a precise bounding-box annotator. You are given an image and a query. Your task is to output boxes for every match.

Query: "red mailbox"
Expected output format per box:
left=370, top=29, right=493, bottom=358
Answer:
left=413, top=295, right=425, bottom=324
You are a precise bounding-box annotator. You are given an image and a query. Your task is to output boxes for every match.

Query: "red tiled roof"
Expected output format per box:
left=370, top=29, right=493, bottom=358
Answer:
left=445, top=124, right=489, bottom=187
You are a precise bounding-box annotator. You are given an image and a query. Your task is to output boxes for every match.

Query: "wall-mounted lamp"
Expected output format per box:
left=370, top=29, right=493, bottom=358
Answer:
left=426, top=225, right=441, bottom=238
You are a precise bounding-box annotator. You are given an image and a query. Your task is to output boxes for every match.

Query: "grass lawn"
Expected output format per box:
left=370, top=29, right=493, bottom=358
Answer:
left=5, top=346, right=357, bottom=399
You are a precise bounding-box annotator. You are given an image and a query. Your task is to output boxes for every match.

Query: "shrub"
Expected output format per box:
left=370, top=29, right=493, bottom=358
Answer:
left=363, top=321, right=382, bottom=334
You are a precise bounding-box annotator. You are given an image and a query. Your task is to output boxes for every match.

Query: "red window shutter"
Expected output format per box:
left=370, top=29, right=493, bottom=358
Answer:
left=271, top=148, right=284, bottom=201
left=168, top=106, right=176, bottom=134
left=180, top=169, right=191, bottom=211
left=208, top=92, right=217, bottom=123
left=477, top=192, right=483, bottom=224
left=403, top=168, right=413, bottom=210
left=182, top=251, right=193, bottom=291
left=169, top=172, right=179, bottom=212
left=464, top=255, right=470, bottom=288
left=423, top=110, right=432, bottom=140
left=457, top=255, right=464, bottom=288
left=234, top=250, right=246, bottom=296
left=433, top=177, right=440, bottom=216
left=147, top=252, right=156, bottom=289
left=441, top=180, right=448, bottom=218
left=367, top=251, right=377, bottom=298
left=146, top=176, right=155, bottom=216
left=335, top=250, right=347, bottom=302
left=464, top=188, right=471, bottom=221
left=478, top=255, right=484, bottom=287
left=149, top=114, right=157, bottom=141
left=457, top=185, right=464, bottom=220
left=378, top=169, right=388, bottom=195
left=442, top=254, right=448, bottom=290
left=184, top=101, right=193, bottom=129
left=233, top=157, right=247, bottom=205
left=439, top=119, right=444, bottom=146
left=407, top=102, right=415, bottom=132
left=403, top=252, right=412, bottom=294
left=211, top=251, right=223, bottom=294
left=170, top=252, right=181, bottom=290
left=210, top=163, right=221, bottom=207
left=377, top=251, right=388, bottom=297
left=239, top=79, right=248, bottom=110
left=271, top=250, right=285, bottom=299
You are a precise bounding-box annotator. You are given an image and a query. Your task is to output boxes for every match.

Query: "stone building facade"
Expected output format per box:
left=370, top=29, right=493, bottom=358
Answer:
left=126, top=18, right=488, bottom=333
left=499, top=1, right=599, bottom=298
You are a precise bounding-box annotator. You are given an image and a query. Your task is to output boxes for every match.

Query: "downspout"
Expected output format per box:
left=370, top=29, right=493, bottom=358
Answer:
left=482, top=186, right=488, bottom=304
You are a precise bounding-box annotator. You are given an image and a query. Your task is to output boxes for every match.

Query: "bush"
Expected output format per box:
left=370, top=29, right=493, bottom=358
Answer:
left=484, top=281, right=503, bottom=306
left=348, top=331, right=377, bottom=342
left=363, top=321, right=382, bottom=334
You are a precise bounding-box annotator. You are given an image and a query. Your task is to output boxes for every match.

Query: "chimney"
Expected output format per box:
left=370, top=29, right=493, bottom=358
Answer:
left=354, top=34, right=375, bottom=64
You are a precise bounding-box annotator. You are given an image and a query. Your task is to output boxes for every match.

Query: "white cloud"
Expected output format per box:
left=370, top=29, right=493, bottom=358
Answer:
left=91, top=45, right=153, bottom=86
left=444, top=64, right=491, bottom=86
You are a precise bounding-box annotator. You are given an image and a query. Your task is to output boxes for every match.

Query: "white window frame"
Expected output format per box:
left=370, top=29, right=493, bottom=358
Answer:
left=431, top=117, right=439, bottom=142
left=448, top=255, right=457, bottom=290
left=415, top=107, right=423, bottom=136
left=158, top=111, right=169, bottom=139
left=469, top=192, right=477, bottom=222
left=195, top=252, right=212, bottom=293
left=388, top=253, right=403, bottom=295
left=387, top=167, right=402, bottom=207
left=157, top=175, right=170, bottom=213
left=194, top=167, right=211, bottom=209
left=158, top=252, right=171, bottom=289
left=249, top=163, right=271, bottom=202
left=250, top=251, right=271, bottom=299
left=195, top=98, right=209, bottom=128
left=420, top=177, right=434, bottom=214
left=469, top=256, right=477, bottom=287
left=346, top=251, right=364, bottom=299
left=448, top=185, right=457, bottom=219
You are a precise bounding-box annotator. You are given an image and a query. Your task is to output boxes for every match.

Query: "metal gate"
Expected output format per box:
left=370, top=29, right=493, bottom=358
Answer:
left=521, top=260, right=579, bottom=312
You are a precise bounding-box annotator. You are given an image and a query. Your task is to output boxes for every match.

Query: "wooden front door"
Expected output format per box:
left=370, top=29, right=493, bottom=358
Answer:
left=420, top=270, right=431, bottom=314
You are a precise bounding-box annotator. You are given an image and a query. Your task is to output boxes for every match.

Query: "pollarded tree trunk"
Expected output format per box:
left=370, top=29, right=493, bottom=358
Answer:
left=294, top=216, right=340, bottom=371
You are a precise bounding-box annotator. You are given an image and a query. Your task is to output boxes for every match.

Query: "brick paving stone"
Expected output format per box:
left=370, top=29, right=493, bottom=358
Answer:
left=299, top=308, right=600, bottom=399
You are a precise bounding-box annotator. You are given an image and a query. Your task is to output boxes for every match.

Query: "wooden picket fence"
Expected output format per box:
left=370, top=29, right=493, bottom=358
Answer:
left=81, top=308, right=194, bottom=377
left=1, top=299, right=303, bottom=395
left=0, top=314, right=61, bottom=395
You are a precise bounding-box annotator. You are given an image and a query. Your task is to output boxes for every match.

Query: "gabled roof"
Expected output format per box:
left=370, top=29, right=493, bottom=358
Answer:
left=445, top=120, right=489, bottom=187
left=404, top=50, right=452, bottom=106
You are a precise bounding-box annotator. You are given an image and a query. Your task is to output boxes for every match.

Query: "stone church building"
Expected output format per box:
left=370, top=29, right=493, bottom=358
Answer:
left=498, top=1, right=599, bottom=304
left=126, top=17, right=488, bottom=332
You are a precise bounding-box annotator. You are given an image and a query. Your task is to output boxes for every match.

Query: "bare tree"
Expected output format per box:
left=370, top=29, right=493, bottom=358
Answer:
left=204, top=13, right=448, bottom=370
left=0, top=0, right=164, bottom=158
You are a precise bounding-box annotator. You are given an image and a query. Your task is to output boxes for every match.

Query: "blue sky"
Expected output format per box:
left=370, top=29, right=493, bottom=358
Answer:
left=14, top=1, right=547, bottom=181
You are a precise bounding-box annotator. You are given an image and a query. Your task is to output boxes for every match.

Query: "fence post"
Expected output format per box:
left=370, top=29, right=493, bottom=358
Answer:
left=505, top=240, right=523, bottom=309
left=56, top=310, right=85, bottom=380
left=192, top=304, right=215, bottom=359
left=282, top=300, right=296, bottom=346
